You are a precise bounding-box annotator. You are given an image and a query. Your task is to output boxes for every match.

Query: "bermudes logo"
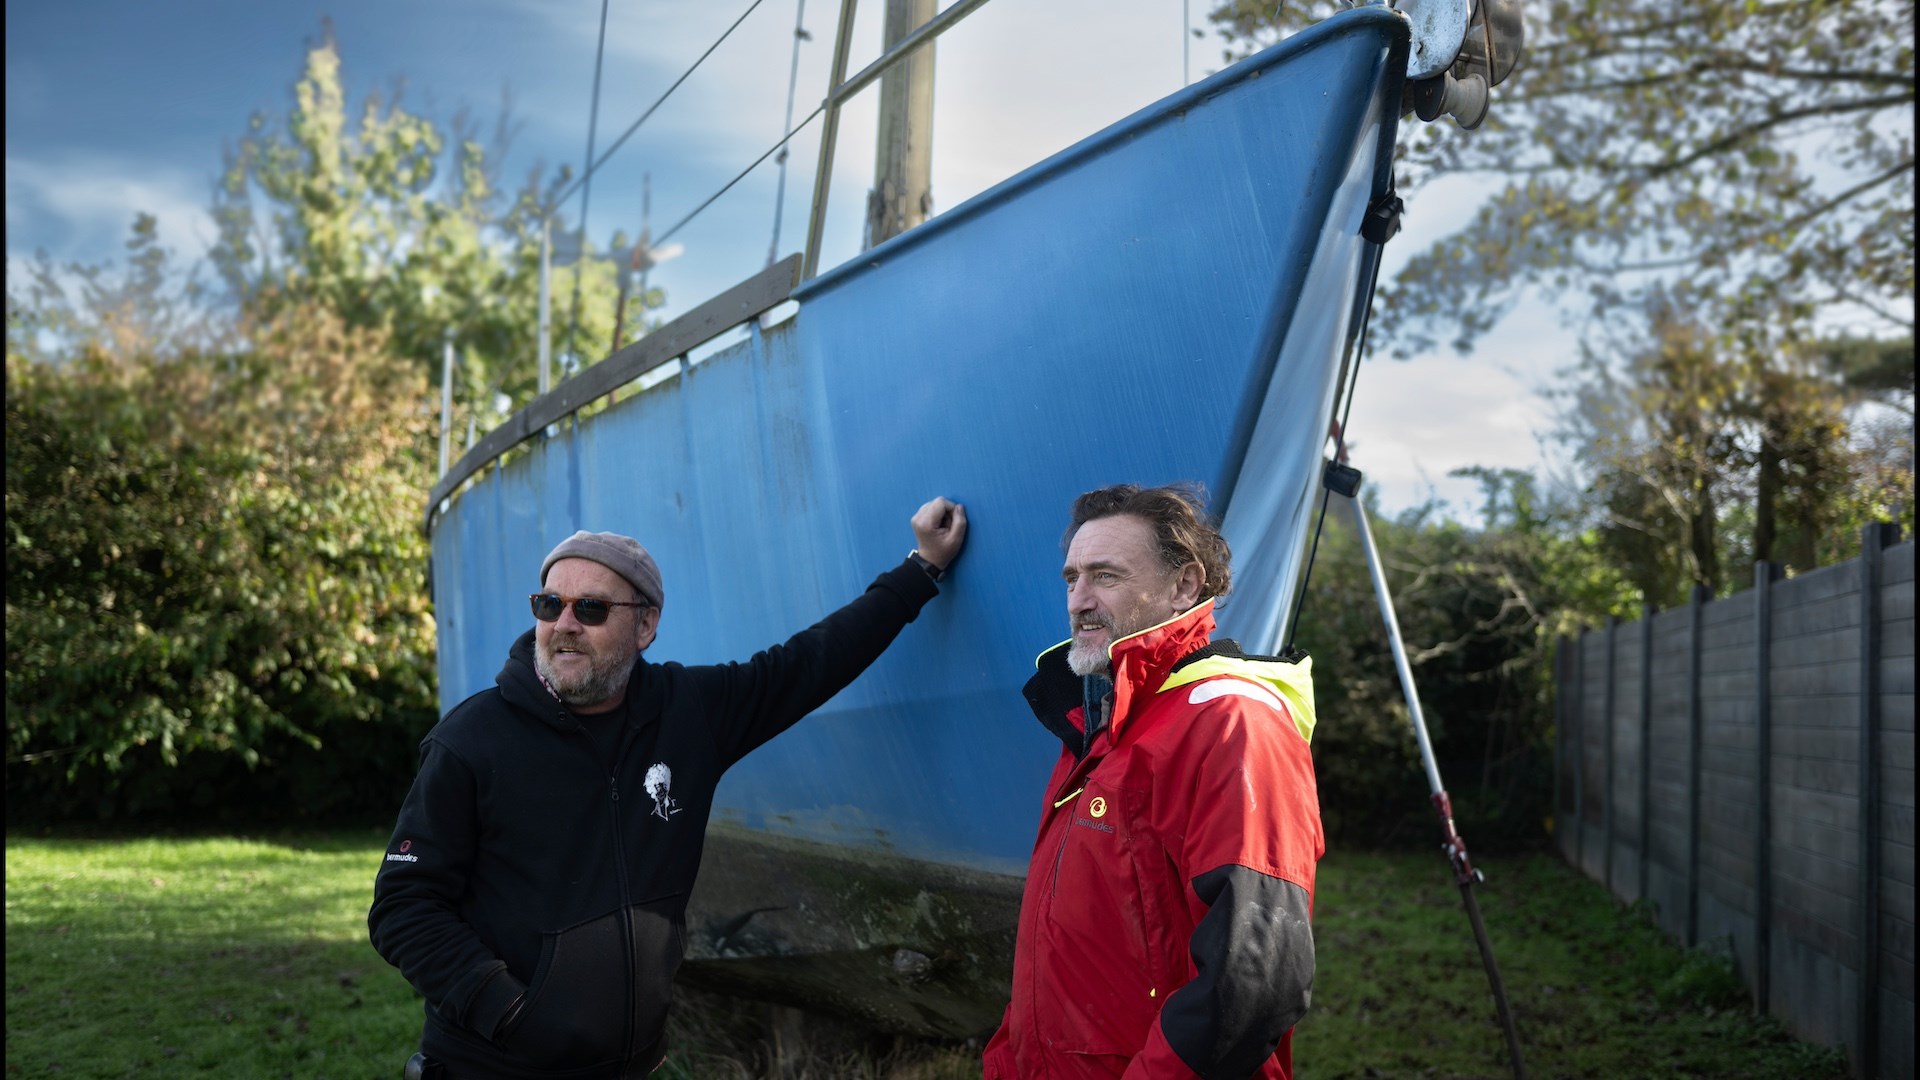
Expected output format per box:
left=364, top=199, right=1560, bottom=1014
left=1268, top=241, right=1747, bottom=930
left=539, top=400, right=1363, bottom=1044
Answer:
left=1073, top=792, right=1114, bottom=832
left=385, top=839, right=419, bottom=864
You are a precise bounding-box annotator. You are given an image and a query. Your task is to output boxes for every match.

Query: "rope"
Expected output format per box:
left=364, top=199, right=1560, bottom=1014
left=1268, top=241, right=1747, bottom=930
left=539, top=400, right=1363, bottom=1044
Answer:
left=551, top=0, right=770, bottom=212
left=768, top=0, right=809, bottom=267
left=561, top=0, right=612, bottom=380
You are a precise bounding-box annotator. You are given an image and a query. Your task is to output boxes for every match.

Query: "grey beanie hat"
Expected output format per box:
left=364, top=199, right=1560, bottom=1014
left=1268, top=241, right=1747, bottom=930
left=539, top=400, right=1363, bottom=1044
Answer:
left=541, top=530, right=664, bottom=609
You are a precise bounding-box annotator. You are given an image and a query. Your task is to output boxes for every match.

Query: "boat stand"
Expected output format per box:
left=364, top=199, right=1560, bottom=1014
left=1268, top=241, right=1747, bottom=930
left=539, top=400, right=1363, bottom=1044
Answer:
left=1326, top=460, right=1531, bottom=1080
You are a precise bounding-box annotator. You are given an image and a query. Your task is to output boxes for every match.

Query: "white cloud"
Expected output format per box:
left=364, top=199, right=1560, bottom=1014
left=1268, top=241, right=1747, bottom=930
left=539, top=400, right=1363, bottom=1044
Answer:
left=1342, top=345, right=1563, bottom=517
left=926, top=0, right=1194, bottom=207
left=5, top=153, right=216, bottom=271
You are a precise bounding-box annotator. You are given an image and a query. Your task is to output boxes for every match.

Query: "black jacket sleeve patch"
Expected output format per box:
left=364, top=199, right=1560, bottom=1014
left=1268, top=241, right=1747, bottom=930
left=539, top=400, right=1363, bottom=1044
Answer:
left=1159, top=864, right=1315, bottom=1080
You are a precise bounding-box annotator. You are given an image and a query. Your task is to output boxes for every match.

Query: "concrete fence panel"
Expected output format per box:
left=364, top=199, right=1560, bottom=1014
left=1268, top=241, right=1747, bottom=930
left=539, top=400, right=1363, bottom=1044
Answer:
left=1554, top=530, right=1914, bottom=1079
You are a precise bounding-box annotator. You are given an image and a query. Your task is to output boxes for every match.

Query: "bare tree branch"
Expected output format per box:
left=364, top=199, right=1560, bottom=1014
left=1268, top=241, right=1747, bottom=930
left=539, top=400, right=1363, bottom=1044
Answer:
left=1644, top=93, right=1914, bottom=178
left=1778, top=157, right=1915, bottom=233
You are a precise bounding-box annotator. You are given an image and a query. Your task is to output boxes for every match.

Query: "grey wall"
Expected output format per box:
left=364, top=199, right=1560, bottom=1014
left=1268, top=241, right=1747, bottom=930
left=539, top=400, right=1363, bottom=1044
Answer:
left=1555, top=528, right=1914, bottom=1079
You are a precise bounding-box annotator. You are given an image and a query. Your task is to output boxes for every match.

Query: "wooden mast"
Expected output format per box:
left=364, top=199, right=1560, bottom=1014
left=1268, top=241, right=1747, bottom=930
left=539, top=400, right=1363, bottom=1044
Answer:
left=865, top=0, right=935, bottom=248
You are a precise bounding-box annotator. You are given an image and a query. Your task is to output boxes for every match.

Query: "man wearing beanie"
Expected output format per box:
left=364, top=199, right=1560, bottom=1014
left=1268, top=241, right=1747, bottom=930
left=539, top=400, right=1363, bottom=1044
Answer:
left=370, top=497, right=967, bottom=1079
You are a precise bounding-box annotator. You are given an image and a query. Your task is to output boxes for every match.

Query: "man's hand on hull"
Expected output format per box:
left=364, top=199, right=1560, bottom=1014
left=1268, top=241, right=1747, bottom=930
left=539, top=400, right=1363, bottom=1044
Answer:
left=911, top=497, right=968, bottom=573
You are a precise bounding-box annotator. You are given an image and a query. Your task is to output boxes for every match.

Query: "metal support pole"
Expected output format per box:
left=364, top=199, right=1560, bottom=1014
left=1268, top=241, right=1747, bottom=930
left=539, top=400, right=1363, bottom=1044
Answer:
left=538, top=219, right=553, bottom=397
left=1350, top=495, right=1528, bottom=1080
left=1183, top=0, right=1191, bottom=86
left=438, top=336, right=455, bottom=477
left=801, top=0, right=860, bottom=281
left=636, top=174, right=653, bottom=347
left=829, top=0, right=992, bottom=106
left=768, top=0, right=809, bottom=268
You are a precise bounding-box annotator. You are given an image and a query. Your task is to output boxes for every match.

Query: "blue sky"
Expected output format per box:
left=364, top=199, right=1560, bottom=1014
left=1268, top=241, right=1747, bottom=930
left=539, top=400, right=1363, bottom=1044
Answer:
left=5, top=0, right=1569, bottom=516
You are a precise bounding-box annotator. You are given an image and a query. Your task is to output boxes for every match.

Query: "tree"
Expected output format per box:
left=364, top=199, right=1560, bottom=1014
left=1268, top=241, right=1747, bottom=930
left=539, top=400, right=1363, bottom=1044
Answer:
left=208, top=25, right=655, bottom=436
left=1556, top=296, right=1746, bottom=600
left=4, top=29, right=675, bottom=824
left=1290, top=478, right=1634, bottom=847
left=1820, top=333, right=1915, bottom=413
left=10, top=213, right=223, bottom=364
left=6, top=290, right=440, bottom=822
left=1210, top=0, right=1915, bottom=358
left=1214, top=0, right=1911, bottom=608
left=1552, top=289, right=1911, bottom=605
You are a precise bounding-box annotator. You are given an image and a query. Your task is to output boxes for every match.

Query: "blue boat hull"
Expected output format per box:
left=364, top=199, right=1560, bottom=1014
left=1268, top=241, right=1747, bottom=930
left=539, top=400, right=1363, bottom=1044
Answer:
left=430, top=9, right=1408, bottom=1033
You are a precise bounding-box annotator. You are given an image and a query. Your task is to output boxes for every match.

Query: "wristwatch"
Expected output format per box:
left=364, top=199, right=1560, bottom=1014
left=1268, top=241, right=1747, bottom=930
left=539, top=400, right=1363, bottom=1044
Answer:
left=908, top=549, right=945, bottom=582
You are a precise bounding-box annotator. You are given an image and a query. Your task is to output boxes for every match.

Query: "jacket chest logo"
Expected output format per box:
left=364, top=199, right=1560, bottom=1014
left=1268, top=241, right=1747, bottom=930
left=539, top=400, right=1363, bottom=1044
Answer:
left=1073, top=813, right=1115, bottom=834
left=1071, top=792, right=1115, bottom=834
left=644, top=762, right=683, bottom=820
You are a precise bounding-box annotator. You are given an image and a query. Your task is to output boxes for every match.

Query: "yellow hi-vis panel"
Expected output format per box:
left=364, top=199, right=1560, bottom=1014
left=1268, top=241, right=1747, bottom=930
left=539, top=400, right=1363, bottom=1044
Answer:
left=1159, top=653, right=1316, bottom=744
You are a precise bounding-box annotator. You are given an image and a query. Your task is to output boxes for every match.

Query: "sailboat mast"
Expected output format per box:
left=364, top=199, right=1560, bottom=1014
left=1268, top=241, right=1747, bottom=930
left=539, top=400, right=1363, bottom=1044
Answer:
left=865, top=0, right=935, bottom=248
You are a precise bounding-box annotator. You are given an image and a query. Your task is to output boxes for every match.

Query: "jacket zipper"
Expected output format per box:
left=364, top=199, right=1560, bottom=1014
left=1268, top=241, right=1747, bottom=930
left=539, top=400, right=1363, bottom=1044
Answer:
left=1044, top=710, right=1113, bottom=902
left=606, top=761, right=637, bottom=1069
left=574, top=714, right=639, bottom=1070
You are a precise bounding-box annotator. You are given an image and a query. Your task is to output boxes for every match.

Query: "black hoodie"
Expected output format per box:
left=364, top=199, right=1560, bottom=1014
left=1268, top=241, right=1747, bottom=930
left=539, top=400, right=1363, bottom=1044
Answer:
left=368, top=558, right=938, bottom=1078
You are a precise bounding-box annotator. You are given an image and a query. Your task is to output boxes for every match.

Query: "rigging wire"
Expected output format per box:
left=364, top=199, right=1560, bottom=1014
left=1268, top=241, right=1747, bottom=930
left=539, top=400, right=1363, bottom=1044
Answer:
left=1282, top=241, right=1385, bottom=653
left=561, top=0, right=612, bottom=380
left=768, top=0, right=810, bottom=267
left=551, top=0, right=770, bottom=213
left=657, top=102, right=827, bottom=249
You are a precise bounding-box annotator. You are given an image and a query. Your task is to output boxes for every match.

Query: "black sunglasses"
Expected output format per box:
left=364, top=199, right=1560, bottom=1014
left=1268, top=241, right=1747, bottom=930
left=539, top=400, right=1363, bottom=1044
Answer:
left=529, top=593, right=648, bottom=626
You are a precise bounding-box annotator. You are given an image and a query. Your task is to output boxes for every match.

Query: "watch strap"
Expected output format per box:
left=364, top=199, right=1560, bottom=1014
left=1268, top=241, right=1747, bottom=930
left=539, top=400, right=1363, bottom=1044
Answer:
left=908, top=549, right=945, bottom=582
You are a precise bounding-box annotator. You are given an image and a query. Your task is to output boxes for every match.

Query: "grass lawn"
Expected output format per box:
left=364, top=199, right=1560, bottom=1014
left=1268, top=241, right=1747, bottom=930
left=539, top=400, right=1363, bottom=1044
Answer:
left=1297, top=850, right=1846, bottom=1079
left=5, top=832, right=1844, bottom=1079
left=4, top=830, right=416, bottom=1078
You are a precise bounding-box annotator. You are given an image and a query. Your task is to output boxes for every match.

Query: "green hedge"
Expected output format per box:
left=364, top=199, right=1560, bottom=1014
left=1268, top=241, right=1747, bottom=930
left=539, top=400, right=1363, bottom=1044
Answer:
left=6, top=306, right=438, bottom=825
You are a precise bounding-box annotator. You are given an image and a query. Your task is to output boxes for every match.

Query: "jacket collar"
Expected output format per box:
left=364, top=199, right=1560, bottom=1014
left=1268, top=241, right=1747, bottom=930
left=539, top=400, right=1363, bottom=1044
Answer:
left=1106, top=599, right=1217, bottom=738
left=1025, top=600, right=1218, bottom=757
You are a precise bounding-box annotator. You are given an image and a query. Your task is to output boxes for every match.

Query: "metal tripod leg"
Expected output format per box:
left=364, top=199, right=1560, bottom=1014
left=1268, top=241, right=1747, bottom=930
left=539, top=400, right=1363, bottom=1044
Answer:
left=1348, top=491, right=1530, bottom=1080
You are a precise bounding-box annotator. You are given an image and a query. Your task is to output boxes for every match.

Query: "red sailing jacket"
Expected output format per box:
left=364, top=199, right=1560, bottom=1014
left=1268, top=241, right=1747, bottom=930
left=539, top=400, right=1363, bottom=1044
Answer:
left=983, top=601, right=1322, bottom=1080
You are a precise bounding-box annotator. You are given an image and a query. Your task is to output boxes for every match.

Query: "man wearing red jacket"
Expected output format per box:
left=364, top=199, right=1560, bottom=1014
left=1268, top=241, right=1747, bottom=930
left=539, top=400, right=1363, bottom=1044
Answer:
left=983, top=483, right=1322, bottom=1080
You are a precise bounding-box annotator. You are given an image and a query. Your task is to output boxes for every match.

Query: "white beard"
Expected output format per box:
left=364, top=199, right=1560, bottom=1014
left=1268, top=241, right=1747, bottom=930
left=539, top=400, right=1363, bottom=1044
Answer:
left=1067, top=640, right=1110, bottom=676
left=535, top=640, right=635, bottom=708
left=1066, top=613, right=1116, bottom=676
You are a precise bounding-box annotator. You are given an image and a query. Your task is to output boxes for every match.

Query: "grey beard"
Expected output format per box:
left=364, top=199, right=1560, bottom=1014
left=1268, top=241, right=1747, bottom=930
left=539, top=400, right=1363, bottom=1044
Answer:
left=535, top=647, right=635, bottom=709
left=1067, top=639, right=1110, bottom=677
